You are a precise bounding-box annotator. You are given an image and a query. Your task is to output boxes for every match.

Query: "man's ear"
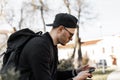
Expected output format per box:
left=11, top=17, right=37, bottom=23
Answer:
left=58, top=25, right=64, bottom=32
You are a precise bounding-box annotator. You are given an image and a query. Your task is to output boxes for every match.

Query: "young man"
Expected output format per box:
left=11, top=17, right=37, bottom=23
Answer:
left=18, top=13, right=92, bottom=80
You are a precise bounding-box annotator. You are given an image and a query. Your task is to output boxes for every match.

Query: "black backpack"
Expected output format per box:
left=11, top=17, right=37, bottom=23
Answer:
left=0, top=28, right=42, bottom=74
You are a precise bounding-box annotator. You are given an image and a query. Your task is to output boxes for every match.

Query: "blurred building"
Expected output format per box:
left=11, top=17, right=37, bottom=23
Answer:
left=58, top=35, right=120, bottom=67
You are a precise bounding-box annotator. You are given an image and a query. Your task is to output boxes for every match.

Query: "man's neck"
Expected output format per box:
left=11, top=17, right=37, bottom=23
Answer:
left=49, top=30, right=58, bottom=46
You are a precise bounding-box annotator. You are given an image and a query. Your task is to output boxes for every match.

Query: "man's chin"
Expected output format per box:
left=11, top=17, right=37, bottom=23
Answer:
left=60, top=43, right=66, bottom=46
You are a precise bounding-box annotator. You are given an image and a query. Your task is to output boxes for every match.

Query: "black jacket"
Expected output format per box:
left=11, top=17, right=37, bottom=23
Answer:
left=18, top=32, right=74, bottom=80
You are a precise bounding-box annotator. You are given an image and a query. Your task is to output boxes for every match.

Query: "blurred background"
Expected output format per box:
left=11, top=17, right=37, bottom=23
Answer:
left=0, top=0, right=120, bottom=80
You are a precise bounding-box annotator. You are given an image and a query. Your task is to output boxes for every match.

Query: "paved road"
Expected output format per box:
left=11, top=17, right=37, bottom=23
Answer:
left=107, top=67, right=120, bottom=80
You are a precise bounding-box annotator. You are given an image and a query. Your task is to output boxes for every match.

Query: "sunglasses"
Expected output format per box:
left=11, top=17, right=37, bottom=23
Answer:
left=64, top=27, right=74, bottom=39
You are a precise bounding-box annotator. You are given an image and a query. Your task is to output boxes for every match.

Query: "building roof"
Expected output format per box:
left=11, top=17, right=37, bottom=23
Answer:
left=58, top=39, right=102, bottom=49
left=81, top=39, right=101, bottom=46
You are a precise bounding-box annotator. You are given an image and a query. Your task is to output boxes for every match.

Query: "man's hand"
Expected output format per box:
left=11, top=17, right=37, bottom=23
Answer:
left=72, top=71, right=91, bottom=80
left=74, top=65, right=95, bottom=79
left=75, top=65, right=95, bottom=74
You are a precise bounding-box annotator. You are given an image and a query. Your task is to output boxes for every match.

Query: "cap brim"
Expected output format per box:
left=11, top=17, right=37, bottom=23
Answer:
left=46, top=24, right=54, bottom=26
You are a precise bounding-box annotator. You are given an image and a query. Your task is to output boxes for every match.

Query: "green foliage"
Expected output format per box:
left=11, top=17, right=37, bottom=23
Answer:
left=82, top=53, right=89, bottom=65
left=57, top=58, right=74, bottom=70
left=0, top=68, right=20, bottom=80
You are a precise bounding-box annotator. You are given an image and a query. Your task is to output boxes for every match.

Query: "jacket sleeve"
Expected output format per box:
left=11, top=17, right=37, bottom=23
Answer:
left=56, top=70, right=75, bottom=80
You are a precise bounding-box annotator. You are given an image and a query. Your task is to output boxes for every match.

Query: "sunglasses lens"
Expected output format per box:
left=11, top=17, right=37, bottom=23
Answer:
left=64, top=28, right=74, bottom=39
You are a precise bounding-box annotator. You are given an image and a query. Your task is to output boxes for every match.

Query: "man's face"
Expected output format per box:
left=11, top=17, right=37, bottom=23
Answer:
left=58, top=26, right=76, bottom=45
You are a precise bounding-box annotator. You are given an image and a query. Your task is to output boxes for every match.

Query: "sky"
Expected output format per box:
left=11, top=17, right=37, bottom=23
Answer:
left=98, top=0, right=120, bottom=35
left=79, top=0, right=120, bottom=41
left=1, top=0, right=120, bottom=41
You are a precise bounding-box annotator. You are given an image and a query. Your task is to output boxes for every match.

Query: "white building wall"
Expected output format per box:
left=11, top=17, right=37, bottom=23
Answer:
left=81, top=36, right=120, bottom=67
left=58, top=36, right=120, bottom=67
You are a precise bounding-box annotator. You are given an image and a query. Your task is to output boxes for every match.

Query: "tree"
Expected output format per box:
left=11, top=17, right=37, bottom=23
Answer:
left=63, top=0, right=83, bottom=68
left=31, top=0, right=49, bottom=32
left=64, top=0, right=71, bottom=14
left=72, top=0, right=83, bottom=68
left=74, top=0, right=98, bottom=67
left=63, top=0, right=98, bottom=68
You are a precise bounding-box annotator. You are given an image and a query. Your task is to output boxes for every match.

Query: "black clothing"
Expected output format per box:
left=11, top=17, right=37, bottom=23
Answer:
left=18, top=32, right=74, bottom=80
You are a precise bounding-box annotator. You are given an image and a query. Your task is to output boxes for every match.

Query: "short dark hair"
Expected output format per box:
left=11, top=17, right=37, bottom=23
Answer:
left=46, top=13, right=78, bottom=28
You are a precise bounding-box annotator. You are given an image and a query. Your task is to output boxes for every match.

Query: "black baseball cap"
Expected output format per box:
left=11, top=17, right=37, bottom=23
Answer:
left=46, top=13, right=78, bottom=28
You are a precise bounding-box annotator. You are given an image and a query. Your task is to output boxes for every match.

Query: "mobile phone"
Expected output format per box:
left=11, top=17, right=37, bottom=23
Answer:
left=88, top=68, right=95, bottom=73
